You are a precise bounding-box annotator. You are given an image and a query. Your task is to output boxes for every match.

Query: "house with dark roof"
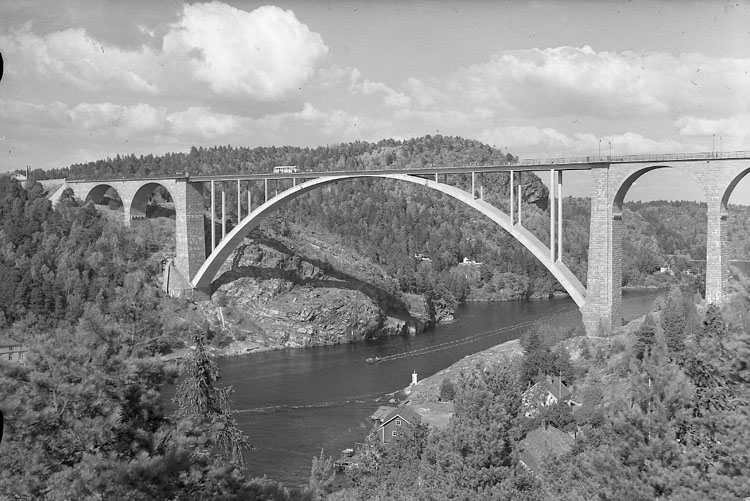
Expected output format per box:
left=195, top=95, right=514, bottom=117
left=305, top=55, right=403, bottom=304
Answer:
left=518, top=422, right=574, bottom=476
left=521, top=375, right=579, bottom=417
left=0, top=337, right=27, bottom=363
left=370, top=406, right=396, bottom=423
left=377, top=406, right=422, bottom=443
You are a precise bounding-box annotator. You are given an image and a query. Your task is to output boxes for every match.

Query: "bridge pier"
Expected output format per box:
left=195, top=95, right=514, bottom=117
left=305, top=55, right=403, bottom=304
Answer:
left=582, top=167, right=622, bottom=335
left=172, top=180, right=207, bottom=295
left=705, top=192, right=729, bottom=304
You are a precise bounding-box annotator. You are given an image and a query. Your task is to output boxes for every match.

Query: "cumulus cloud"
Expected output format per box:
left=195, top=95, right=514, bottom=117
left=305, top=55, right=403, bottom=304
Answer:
left=0, top=98, right=70, bottom=126
left=163, top=3, right=328, bottom=99
left=348, top=70, right=411, bottom=108
left=431, top=46, right=750, bottom=120
left=1, top=3, right=328, bottom=101
left=675, top=115, right=750, bottom=148
left=1, top=25, right=159, bottom=93
left=70, top=102, right=167, bottom=133
left=166, top=106, right=244, bottom=138
left=478, top=125, right=693, bottom=158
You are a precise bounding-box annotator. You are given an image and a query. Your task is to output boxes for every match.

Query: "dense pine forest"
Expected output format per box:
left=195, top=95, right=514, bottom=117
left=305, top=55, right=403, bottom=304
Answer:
left=3, top=136, right=750, bottom=498
left=0, top=176, right=310, bottom=498
left=334, top=287, right=750, bottom=500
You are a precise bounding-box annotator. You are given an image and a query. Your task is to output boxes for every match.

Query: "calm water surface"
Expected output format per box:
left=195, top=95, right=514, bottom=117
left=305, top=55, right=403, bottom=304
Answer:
left=217, top=290, right=660, bottom=487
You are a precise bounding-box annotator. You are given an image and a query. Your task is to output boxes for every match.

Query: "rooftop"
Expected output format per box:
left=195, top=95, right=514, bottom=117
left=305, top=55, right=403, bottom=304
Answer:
left=519, top=423, right=574, bottom=475
left=380, top=405, right=422, bottom=428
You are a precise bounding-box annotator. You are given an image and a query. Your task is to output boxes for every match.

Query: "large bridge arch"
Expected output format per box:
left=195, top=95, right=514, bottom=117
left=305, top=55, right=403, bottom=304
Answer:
left=190, top=173, right=586, bottom=307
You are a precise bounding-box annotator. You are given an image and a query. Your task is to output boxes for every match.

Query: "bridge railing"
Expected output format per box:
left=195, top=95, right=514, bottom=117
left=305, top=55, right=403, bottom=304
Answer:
left=515, top=150, right=750, bottom=166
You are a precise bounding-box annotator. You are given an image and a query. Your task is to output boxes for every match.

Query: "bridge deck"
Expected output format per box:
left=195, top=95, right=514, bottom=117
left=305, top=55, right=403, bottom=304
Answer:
left=65, top=150, right=750, bottom=184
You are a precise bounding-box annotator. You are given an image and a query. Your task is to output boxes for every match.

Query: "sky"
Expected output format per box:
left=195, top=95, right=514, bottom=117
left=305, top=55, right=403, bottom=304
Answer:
left=1, top=0, right=749, bottom=201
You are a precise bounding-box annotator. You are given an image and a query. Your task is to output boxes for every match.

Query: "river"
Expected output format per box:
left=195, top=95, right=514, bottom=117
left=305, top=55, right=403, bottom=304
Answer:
left=216, top=290, right=660, bottom=487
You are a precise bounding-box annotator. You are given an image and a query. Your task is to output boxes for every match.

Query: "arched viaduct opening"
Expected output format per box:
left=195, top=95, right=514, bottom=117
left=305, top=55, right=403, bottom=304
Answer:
left=189, top=174, right=587, bottom=310
left=130, top=182, right=176, bottom=221
left=82, top=181, right=178, bottom=259
left=722, top=167, right=750, bottom=280
left=85, top=184, right=124, bottom=212
left=613, top=166, right=707, bottom=299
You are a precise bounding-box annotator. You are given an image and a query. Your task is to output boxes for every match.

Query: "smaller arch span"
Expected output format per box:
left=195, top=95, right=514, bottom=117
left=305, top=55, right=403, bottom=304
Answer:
left=190, top=173, right=587, bottom=308
left=612, top=165, right=666, bottom=211
left=84, top=184, right=123, bottom=208
left=130, top=182, right=175, bottom=219
left=721, top=165, right=750, bottom=209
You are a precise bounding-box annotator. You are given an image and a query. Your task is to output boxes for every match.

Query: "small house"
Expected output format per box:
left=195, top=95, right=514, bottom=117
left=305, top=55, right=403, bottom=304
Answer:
left=0, top=337, right=27, bottom=362
left=521, top=375, right=578, bottom=417
left=377, top=406, right=422, bottom=443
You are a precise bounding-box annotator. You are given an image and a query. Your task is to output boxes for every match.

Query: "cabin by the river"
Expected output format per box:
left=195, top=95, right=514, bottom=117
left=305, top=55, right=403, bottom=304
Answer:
left=377, top=406, right=422, bottom=443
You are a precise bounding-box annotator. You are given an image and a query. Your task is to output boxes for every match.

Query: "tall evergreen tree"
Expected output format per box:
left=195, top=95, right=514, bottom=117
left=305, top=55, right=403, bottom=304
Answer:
left=173, top=326, right=250, bottom=469
left=634, top=314, right=657, bottom=361
left=661, top=286, right=686, bottom=358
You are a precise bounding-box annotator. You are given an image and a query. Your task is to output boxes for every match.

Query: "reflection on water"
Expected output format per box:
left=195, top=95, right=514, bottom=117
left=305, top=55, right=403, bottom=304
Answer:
left=217, top=290, right=660, bottom=487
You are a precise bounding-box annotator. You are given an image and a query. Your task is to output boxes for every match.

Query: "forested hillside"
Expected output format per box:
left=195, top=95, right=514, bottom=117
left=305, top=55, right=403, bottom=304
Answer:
left=338, top=286, right=750, bottom=500
left=5, top=135, right=750, bottom=498
left=0, top=176, right=321, bottom=498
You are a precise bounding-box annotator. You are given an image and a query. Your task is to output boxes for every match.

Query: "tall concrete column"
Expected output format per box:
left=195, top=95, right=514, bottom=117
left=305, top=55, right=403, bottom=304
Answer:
left=705, top=196, right=728, bottom=304
left=510, top=170, right=515, bottom=224
left=582, top=167, right=620, bottom=334
left=557, top=170, right=563, bottom=262
left=122, top=200, right=133, bottom=227
left=174, top=180, right=207, bottom=284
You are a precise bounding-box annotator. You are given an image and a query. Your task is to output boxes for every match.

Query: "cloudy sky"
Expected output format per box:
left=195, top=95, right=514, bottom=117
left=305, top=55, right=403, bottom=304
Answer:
left=1, top=0, right=749, bottom=199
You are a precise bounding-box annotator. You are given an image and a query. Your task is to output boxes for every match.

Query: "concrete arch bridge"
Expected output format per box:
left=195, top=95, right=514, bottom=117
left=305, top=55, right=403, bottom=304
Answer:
left=56, top=151, right=750, bottom=334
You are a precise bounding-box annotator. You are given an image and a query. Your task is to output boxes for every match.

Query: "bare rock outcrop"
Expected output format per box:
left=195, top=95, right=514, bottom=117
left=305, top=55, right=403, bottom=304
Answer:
left=204, top=237, right=433, bottom=353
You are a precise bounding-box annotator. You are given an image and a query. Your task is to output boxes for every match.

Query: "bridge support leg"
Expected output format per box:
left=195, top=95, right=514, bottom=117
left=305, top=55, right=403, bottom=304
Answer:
left=557, top=171, right=563, bottom=262
left=705, top=197, right=729, bottom=304
left=222, top=189, right=226, bottom=239
left=510, top=171, right=514, bottom=224
left=550, top=169, right=556, bottom=261
left=582, top=167, right=621, bottom=335
left=210, top=180, right=216, bottom=250
left=171, top=180, right=207, bottom=297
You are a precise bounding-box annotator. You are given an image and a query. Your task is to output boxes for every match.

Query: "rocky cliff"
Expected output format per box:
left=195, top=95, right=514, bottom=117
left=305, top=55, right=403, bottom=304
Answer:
left=200, top=230, right=438, bottom=354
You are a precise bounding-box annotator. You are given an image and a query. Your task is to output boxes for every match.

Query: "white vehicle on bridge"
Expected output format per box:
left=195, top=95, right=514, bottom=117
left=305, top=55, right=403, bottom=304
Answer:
left=273, top=165, right=298, bottom=174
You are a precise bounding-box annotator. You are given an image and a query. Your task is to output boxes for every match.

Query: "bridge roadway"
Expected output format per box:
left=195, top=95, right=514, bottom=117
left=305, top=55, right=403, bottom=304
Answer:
left=60, top=150, right=750, bottom=335
left=69, top=150, right=750, bottom=184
